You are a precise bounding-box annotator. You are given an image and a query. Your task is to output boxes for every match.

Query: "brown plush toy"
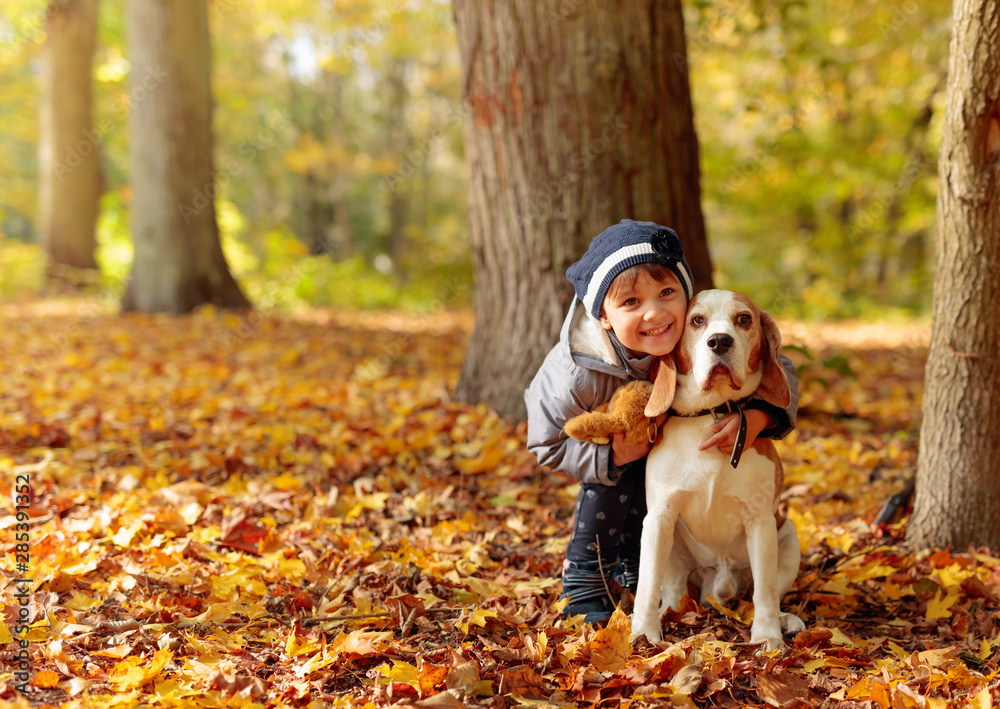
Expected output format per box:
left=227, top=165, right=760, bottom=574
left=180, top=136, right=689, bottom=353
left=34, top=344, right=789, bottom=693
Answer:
left=564, top=380, right=655, bottom=447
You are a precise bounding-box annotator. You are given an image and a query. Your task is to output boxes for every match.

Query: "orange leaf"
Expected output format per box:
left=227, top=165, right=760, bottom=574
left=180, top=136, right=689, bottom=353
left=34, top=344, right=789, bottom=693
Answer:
left=587, top=606, right=632, bottom=673
left=31, top=670, right=61, bottom=688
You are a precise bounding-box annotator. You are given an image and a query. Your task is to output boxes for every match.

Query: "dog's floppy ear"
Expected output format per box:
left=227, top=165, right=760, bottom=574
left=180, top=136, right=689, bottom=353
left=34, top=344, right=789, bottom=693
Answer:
left=757, top=311, right=791, bottom=409
left=564, top=411, right=625, bottom=445
left=644, top=353, right=676, bottom=417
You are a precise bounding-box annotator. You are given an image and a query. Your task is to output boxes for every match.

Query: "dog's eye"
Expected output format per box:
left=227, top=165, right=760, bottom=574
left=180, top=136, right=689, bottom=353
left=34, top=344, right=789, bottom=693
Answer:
left=737, top=313, right=753, bottom=327
left=690, top=315, right=705, bottom=326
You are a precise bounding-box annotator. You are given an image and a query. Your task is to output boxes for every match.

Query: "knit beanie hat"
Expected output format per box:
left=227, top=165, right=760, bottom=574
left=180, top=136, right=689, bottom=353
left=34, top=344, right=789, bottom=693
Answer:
left=566, top=220, right=694, bottom=320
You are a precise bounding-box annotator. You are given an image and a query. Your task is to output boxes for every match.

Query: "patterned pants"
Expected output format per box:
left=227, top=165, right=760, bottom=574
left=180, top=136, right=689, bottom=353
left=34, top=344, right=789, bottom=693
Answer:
left=565, top=462, right=647, bottom=564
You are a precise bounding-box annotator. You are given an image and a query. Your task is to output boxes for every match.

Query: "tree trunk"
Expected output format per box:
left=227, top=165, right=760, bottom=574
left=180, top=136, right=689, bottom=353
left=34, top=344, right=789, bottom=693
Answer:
left=909, top=0, right=1000, bottom=551
left=451, top=0, right=713, bottom=421
left=38, top=0, right=101, bottom=272
left=121, top=0, right=248, bottom=313
left=387, top=60, right=411, bottom=274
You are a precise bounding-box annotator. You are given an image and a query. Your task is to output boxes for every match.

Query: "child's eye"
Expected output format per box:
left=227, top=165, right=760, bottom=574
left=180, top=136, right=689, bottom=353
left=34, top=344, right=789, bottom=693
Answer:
left=660, top=287, right=674, bottom=297
left=623, top=297, right=639, bottom=307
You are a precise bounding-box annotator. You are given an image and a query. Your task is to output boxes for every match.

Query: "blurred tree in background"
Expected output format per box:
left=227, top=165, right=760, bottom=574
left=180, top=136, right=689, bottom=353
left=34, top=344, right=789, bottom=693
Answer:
left=121, top=0, right=247, bottom=313
left=38, top=0, right=100, bottom=273
left=0, top=0, right=952, bottom=317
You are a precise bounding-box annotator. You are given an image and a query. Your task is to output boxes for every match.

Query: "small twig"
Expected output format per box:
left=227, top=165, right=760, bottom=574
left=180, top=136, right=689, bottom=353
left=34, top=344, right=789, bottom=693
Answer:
left=45, top=615, right=90, bottom=654
left=595, top=537, right=616, bottom=608
left=300, top=607, right=457, bottom=625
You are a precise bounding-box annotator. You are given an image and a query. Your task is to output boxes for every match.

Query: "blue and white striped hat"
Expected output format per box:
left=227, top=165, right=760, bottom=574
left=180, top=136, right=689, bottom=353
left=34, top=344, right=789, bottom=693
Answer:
left=566, top=220, right=694, bottom=320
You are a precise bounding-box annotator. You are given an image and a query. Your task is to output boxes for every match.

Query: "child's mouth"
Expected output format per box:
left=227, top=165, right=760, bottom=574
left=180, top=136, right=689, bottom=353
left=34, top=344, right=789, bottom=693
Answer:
left=642, top=324, right=671, bottom=337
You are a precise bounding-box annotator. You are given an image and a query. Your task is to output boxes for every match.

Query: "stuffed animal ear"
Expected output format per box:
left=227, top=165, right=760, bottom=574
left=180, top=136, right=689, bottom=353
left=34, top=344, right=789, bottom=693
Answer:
left=644, top=353, right=676, bottom=417
left=564, top=411, right=625, bottom=445
left=757, top=311, right=791, bottom=409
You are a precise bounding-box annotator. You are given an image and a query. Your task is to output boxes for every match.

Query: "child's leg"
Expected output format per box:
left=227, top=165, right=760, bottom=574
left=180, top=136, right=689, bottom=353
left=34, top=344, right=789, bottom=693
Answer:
left=616, top=464, right=647, bottom=593
left=562, top=475, right=643, bottom=621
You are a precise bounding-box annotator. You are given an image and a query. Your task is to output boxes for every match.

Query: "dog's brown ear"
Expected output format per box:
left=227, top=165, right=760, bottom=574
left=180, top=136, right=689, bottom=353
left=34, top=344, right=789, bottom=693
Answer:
left=757, top=311, right=791, bottom=409
left=564, top=411, right=625, bottom=444
left=644, top=353, right=676, bottom=417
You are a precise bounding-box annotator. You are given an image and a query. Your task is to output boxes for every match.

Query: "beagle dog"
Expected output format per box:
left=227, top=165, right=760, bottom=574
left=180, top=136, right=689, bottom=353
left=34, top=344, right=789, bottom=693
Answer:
left=631, top=289, right=805, bottom=651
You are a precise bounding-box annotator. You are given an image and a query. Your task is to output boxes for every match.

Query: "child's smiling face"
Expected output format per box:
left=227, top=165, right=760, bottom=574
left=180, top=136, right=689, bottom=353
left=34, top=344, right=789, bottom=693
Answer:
left=599, top=268, right=687, bottom=357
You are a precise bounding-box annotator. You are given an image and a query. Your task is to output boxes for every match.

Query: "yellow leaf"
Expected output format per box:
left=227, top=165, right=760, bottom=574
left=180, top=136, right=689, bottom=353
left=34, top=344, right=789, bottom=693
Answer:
left=705, top=596, right=747, bottom=625
left=979, top=638, right=997, bottom=661
left=0, top=623, right=12, bottom=644
left=803, top=657, right=828, bottom=672
left=328, top=630, right=392, bottom=658
left=272, top=472, right=303, bottom=491
left=925, top=587, right=960, bottom=621
left=377, top=660, right=420, bottom=689
left=286, top=631, right=321, bottom=658
left=94, top=645, right=133, bottom=659
left=827, top=627, right=855, bottom=647
left=970, top=687, right=991, bottom=709
left=457, top=608, right=498, bottom=633
left=587, top=606, right=632, bottom=673
left=107, top=648, right=172, bottom=688
left=454, top=437, right=507, bottom=474
left=915, top=648, right=955, bottom=669
left=886, top=641, right=909, bottom=660
left=112, top=520, right=145, bottom=547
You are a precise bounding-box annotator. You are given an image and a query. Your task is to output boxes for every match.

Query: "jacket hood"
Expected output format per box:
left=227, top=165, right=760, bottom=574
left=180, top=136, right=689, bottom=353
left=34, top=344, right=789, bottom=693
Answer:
left=561, top=298, right=627, bottom=377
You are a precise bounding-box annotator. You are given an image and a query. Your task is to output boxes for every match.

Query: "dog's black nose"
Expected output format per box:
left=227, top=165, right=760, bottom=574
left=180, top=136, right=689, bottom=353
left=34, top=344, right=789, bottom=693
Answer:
left=707, top=333, right=734, bottom=354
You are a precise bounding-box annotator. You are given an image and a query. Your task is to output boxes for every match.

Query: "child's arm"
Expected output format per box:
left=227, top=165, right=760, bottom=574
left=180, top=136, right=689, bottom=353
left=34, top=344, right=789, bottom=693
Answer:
left=525, top=353, right=642, bottom=485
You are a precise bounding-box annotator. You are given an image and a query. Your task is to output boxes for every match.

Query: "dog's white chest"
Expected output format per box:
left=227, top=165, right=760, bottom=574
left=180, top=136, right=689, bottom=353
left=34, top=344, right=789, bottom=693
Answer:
left=646, top=416, right=776, bottom=555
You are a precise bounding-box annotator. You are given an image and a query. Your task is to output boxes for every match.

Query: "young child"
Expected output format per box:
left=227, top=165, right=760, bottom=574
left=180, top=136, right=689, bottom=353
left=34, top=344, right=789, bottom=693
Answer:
left=524, top=220, right=799, bottom=622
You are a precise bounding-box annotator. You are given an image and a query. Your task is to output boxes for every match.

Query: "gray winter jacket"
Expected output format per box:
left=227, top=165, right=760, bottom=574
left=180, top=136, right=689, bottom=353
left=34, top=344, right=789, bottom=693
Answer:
left=524, top=298, right=799, bottom=486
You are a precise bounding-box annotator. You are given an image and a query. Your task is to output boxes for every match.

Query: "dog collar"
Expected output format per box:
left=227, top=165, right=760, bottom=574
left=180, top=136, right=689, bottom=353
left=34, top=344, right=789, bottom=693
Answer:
left=668, top=398, right=751, bottom=469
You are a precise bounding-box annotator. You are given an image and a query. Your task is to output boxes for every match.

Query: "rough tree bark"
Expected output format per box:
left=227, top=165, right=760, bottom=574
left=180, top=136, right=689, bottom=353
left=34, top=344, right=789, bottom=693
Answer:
left=122, top=0, right=248, bottom=313
left=451, top=0, right=713, bottom=421
left=39, top=0, right=101, bottom=271
left=909, top=0, right=1000, bottom=551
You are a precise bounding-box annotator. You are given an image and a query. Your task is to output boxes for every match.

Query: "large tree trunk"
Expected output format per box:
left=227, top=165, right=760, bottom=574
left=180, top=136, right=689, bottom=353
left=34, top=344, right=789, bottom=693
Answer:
left=452, top=0, right=713, bottom=421
left=38, top=0, right=101, bottom=271
left=122, top=0, right=248, bottom=313
left=909, top=0, right=1000, bottom=551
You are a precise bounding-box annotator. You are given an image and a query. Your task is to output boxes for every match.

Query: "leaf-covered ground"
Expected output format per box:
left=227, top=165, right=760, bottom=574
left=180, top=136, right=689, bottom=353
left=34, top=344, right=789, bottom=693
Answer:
left=1, top=300, right=997, bottom=708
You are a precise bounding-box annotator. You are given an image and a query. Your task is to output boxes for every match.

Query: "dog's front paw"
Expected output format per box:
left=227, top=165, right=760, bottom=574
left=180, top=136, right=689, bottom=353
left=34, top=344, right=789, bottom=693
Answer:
left=750, top=619, right=785, bottom=653
left=591, top=436, right=610, bottom=445
left=630, top=614, right=662, bottom=642
left=751, top=633, right=785, bottom=653
left=780, top=612, right=806, bottom=636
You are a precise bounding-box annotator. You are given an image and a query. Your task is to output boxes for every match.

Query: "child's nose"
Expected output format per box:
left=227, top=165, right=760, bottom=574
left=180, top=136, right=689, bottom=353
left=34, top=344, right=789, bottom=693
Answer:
left=644, top=304, right=666, bottom=320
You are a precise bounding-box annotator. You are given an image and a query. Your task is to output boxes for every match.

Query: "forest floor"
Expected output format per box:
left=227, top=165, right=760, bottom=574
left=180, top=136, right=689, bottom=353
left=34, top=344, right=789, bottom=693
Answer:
left=1, top=298, right=997, bottom=708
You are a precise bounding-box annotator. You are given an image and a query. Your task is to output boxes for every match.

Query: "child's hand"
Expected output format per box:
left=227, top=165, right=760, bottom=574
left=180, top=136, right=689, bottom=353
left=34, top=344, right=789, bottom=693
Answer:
left=698, top=409, right=773, bottom=455
left=612, top=431, right=650, bottom=467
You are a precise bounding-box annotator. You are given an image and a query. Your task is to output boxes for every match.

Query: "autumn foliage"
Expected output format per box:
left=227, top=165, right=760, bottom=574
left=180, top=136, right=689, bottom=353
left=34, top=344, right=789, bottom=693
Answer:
left=1, top=302, right=998, bottom=708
